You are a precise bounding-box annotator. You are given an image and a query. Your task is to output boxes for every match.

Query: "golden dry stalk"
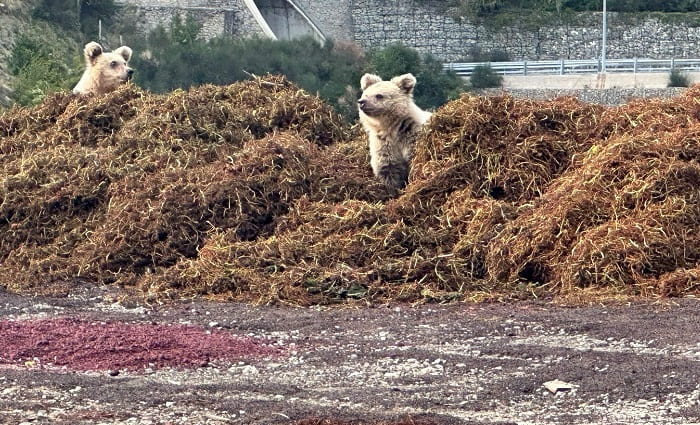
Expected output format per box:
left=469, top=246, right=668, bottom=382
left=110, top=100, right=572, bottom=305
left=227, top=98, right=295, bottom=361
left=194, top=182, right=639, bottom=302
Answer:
left=1, top=76, right=698, bottom=304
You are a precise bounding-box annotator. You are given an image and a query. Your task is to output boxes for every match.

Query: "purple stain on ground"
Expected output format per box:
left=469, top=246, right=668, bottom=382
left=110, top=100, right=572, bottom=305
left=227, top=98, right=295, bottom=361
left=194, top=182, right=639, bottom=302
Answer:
left=0, top=318, right=282, bottom=371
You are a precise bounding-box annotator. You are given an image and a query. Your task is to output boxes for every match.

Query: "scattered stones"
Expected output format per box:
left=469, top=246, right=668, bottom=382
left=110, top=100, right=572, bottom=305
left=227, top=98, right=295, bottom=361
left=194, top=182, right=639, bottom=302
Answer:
left=0, top=288, right=698, bottom=424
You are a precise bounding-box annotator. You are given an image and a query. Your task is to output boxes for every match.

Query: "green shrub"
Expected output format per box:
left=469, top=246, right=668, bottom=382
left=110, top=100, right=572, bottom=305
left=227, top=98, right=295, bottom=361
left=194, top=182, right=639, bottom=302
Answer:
left=669, top=68, right=691, bottom=87
left=470, top=64, right=503, bottom=89
left=8, top=26, right=81, bottom=106
left=130, top=16, right=367, bottom=121
left=33, top=0, right=118, bottom=38
left=78, top=0, right=120, bottom=40
left=12, top=55, right=71, bottom=106
left=33, top=0, right=80, bottom=32
left=8, top=32, right=52, bottom=75
left=368, top=44, right=421, bottom=77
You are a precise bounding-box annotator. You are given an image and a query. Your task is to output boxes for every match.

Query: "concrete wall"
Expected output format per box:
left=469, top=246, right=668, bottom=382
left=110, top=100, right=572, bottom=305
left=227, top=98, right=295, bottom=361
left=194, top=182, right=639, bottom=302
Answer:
left=351, top=0, right=700, bottom=62
left=117, top=0, right=351, bottom=43
left=480, top=86, right=689, bottom=106
left=291, top=0, right=354, bottom=42
left=117, top=0, right=700, bottom=62
left=255, top=0, right=331, bottom=42
left=503, top=72, right=700, bottom=90
left=257, top=0, right=310, bottom=40
left=116, top=0, right=266, bottom=40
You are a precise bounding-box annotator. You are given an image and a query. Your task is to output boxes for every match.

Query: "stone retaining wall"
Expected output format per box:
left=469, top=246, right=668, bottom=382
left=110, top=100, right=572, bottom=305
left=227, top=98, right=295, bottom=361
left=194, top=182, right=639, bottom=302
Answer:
left=352, top=0, right=700, bottom=62
left=117, top=1, right=266, bottom=40
left=116, top=1, right=700, bottom=62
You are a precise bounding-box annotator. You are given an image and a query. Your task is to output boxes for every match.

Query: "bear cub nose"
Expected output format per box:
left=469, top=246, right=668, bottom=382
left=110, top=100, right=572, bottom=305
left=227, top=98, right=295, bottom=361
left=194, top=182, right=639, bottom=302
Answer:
left=127, top=69, right=134, bottom=79
left=358, top=99, right=367, bottom=107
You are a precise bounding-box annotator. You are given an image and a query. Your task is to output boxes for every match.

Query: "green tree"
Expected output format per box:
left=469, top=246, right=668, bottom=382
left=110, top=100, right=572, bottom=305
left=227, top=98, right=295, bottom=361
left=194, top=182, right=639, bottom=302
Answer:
left=33, top=0, right=118, bottom=38
left=668, top=68, right=691, bottom=87
left=33, top=0, right=80, bottom=32
left=369, top=44, right=421, bottom=77
left=8, top=27, right=81, bottom=106
left=78, top=0, right=120, bottom=40
left=130, top=15, right=368, bottom=120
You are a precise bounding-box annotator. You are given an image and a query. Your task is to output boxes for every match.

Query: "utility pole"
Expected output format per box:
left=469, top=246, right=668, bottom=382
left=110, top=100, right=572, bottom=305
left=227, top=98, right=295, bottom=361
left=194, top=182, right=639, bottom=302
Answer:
left=76, top=0, right=81, bottom=32
left=601, top=0, right=607, bottom=74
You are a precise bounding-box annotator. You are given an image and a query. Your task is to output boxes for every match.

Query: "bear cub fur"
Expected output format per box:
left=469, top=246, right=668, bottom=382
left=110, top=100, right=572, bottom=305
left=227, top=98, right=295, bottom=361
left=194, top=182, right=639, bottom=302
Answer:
left=73, top=41, right=133, bottom=96
left=358, top=73, right=432, bottom=189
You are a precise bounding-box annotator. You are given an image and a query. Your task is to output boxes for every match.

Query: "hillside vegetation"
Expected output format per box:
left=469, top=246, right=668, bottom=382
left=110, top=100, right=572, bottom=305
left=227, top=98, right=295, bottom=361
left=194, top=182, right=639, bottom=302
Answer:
left=3, top=3, right=466, bottom=118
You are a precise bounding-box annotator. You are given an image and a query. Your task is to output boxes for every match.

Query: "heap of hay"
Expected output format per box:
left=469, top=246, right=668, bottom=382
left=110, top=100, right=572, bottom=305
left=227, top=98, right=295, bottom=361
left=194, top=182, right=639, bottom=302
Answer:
left=487, top=127, right=699, bottom=297
left=0, top=75, right=698, bottom=303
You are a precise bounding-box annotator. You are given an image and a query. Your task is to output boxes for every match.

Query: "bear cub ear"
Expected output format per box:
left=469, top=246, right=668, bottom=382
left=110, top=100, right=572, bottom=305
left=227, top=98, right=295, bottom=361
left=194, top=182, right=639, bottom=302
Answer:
left=114, top=46, right=133, bottom=62
left=391, top=73, right=417, bottom=95
left=361, top=73, right=383, bottom=91
left=84, top=41, right=103, bottom=64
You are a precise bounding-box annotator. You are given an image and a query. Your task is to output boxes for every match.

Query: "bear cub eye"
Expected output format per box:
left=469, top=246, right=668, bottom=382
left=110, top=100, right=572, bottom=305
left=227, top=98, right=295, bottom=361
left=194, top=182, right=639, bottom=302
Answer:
left=375, top=94, right=384, bottom=100
left=110, top=61, right=118, bottom=68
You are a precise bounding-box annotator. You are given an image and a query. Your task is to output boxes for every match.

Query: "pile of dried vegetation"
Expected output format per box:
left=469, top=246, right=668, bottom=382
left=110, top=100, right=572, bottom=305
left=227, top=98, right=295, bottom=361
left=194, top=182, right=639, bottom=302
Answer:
left=1, top=75, right=698, bottom=304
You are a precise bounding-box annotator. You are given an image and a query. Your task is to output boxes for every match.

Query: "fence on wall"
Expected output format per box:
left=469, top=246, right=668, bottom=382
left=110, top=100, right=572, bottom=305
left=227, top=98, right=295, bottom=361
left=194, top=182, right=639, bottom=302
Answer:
left=444, top=58, right=700, bottom=76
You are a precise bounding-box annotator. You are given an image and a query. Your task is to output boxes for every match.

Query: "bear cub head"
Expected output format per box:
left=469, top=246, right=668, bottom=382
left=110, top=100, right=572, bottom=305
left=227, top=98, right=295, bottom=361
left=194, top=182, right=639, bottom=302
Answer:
left=357, top=73, right=418, bottom=119
left=73, top=41, right=133, bottom=95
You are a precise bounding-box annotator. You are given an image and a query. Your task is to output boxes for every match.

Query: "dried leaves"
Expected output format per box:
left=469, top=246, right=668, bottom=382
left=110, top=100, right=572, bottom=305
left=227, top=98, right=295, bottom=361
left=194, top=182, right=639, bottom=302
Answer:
left=0, top=76, right=698, bottom=303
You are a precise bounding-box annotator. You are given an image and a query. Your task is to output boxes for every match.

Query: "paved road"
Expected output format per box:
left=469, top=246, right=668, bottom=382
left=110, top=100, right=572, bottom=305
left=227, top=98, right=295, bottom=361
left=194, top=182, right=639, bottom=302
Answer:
left=0, top=286, right=698, bottom=425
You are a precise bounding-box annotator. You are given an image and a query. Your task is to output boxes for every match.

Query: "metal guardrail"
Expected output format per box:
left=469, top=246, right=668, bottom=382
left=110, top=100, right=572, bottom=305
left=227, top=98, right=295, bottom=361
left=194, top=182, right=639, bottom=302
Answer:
left=444, top=58, right=700, bottom=76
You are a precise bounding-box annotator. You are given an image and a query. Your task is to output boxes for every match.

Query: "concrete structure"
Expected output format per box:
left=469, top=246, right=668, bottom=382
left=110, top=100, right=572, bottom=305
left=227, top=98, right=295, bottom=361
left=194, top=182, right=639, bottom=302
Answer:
left=280, top=0, right=353, bottom=42
left=351, top=1, right=700, bottom=62
left=481, top=86, right=689, bottom=106
left=116, top=0, right=267, bottom=40
left=116, top=0, right=351, bottom=42
left=503, top=72, right=700, bottom=90
left=116, top=0, right=700, bottom=63
left=255, top=0, right=324, bottom=42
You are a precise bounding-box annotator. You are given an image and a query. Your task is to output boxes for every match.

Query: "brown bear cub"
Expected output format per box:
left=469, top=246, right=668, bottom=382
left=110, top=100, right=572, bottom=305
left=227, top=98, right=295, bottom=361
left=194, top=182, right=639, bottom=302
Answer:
left=358, top=73, right=432, bottom=190
left=73, top=42, right=133, bottom=95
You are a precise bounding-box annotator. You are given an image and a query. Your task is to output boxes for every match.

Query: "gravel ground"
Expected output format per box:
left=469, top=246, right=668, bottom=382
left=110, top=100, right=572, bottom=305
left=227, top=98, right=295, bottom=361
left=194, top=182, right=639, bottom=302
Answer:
left=0, top=285, right=698, bottom=425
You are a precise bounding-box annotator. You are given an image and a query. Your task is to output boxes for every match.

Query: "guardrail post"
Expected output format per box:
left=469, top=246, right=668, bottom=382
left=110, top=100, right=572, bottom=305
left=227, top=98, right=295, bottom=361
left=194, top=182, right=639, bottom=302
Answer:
left=523, top=60, right=528, bottom=76
left=560, top=58, right=564, bottom=75
left=633, top=57, right=637, bottom=74
left=671, top=57, right=675, bottom=70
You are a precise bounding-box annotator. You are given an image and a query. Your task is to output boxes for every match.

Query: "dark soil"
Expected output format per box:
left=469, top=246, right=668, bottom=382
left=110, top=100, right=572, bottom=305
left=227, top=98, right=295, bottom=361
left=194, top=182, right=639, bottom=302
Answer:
left=0, top=284, right=698, bottom=424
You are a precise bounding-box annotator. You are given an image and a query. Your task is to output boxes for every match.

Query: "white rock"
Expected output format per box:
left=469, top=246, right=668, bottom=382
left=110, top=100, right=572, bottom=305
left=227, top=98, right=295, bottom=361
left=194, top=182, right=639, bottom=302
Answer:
left=543, top=379, right=575, bottom=393
left=241, top=365, right=259, bottom=375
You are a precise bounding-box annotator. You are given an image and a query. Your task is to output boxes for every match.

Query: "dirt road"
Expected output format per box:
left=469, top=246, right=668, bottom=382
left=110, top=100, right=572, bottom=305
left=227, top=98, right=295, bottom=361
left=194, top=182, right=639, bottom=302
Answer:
left=1, top=286, right=698, bottom=425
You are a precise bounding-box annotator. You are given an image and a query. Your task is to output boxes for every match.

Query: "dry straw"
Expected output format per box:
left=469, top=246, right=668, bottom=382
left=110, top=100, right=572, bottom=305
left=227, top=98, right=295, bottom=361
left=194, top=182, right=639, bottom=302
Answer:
left=1, top=75, right=698, bottom=303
